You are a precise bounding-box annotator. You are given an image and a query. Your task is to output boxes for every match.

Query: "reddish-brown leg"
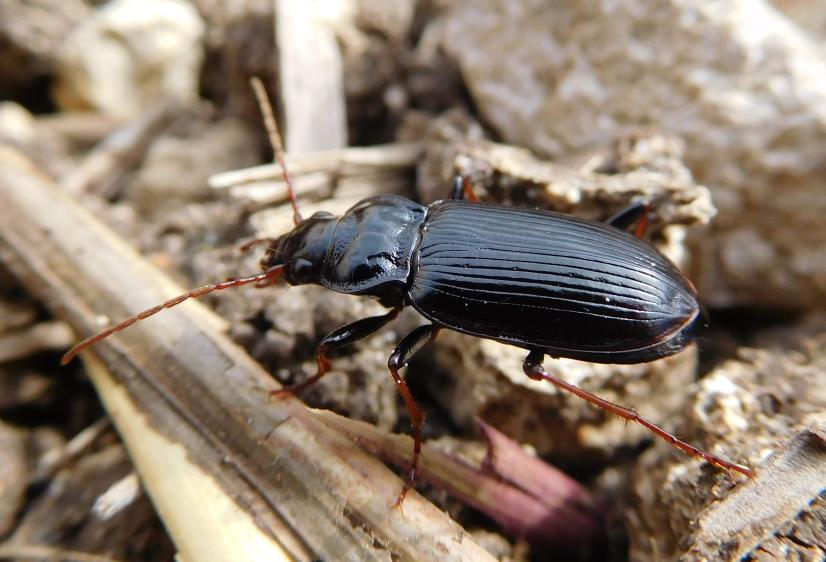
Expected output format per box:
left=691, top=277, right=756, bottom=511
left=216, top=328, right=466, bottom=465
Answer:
left=606, top=200, right=651, bottom=238
left=522, top=350, right=752, bottom=477
left=270, top=306, right=402, bottom=398
left=450, top=176, right=482, bottom=202
left=387, top=324, right=441, bottom=507
left=633, top=202, right=651, bottom=239
left=238, top=237, right=275, bottom=254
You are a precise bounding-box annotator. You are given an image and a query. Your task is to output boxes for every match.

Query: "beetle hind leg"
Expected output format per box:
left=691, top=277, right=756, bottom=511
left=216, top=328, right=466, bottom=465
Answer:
left=606, top=200, right=651, bottom=238
left=387, top=324, right=441, bottom=507
left=270, top=305, right=402, bottom=397
left=450, top=176, right=482, bottom=202
left=522, top=350, right=752, bottom=477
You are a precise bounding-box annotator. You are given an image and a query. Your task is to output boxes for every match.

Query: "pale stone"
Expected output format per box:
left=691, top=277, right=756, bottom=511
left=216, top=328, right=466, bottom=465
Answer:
left=54, top=0, right=205, bottom=119
left=0, top=103, right=36, bottom=145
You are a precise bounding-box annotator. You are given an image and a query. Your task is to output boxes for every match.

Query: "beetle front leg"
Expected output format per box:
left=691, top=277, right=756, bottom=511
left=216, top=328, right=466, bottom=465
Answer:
left=606, top=200, right=651, bottom=238
left=522, top=350, right=752, bottom=477
left=271, top=305, right=403, bottom=397
left=387, top=324, right=441, bottom=506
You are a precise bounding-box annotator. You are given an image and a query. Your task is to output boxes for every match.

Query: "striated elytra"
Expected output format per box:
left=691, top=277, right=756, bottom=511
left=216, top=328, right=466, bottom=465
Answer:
left=264, top=183, right=699, bottom=365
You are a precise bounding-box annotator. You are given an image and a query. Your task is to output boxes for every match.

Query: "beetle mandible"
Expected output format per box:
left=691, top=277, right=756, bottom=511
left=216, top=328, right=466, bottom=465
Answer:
left=63, top=82, right=751, bottom=505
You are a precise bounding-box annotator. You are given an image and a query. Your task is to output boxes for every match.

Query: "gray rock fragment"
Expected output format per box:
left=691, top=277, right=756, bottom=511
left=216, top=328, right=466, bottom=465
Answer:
left=442, top=0, right=826, bottom=309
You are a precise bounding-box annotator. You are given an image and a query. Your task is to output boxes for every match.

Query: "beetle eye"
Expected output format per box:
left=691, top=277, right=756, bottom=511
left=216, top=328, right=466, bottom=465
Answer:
left=289, top=257, right=317, bottom=283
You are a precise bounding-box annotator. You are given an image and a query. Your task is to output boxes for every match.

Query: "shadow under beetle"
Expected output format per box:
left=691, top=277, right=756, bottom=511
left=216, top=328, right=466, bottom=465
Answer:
left=63, top=84, right=751, bottom=505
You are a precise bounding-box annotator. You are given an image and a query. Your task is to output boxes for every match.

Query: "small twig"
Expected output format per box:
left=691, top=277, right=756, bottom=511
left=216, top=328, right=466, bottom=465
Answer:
left=210, top=142, right=421, bottom=212
left=60, top=101, right=179, bottom=198
left=33, top=417, right=112, bottom=482
left=209, top=142, right=422, bottom=186
left=0, top=544, right=125, bottom=562
left=0, top=321, right=74, bottom=363
left=35, top=112, right=121, bottom=147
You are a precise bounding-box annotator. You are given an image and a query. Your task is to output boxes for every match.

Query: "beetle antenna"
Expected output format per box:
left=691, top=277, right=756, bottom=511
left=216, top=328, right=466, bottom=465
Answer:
left=61, top=266, right=285, bottom=365
left=250, top=76, right=303, bottom=226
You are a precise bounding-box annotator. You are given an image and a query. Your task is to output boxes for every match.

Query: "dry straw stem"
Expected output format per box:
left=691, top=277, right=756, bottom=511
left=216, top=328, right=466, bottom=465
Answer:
left=274, top=0, right=347, bottom=153
left=316, top=411, right=603, bottom=553
left=209, top=142, right=422, bottom=205
left=209, top=142, right=422, bottom=188
left=60, top=101, right=180, bottom=198
left=0, top=146, right=495, bottom=562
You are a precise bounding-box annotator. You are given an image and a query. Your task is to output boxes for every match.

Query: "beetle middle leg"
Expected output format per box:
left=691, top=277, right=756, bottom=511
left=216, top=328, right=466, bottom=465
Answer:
left=606, top=200, right=651, bottom=238
left=522, top=350, right=752, bottom=476
left=270, top=305, right=402, bottom=397
left=387, top=324, right=441, bottom=506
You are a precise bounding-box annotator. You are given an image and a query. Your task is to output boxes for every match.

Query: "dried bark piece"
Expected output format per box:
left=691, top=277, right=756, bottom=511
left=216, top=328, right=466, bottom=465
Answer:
left=0, top=421, right=26, bottom=536
left=628, top=316, right=826, bottom=562
left=682, top=416, right=826, bottom=561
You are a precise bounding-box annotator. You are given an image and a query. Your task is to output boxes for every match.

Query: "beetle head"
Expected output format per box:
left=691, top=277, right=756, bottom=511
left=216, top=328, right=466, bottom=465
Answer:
left=260, top=211, right=337, bottom=285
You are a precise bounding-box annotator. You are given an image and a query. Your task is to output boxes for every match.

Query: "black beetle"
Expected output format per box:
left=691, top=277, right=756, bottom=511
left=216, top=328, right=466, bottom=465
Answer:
left=63, top=88, right=751, bottom=504
left=63, top=175, right=751, bottom=501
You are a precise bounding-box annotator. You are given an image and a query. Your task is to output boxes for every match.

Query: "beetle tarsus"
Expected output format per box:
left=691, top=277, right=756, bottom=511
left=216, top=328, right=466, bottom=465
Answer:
left=522, top=350, right=752, bottom=477
left=270, top=306, right=402, bottom=398
left=388, top=324, right=441, bottom=505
